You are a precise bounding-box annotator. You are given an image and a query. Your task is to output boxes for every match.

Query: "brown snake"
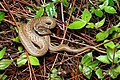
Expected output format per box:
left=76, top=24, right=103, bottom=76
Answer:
left=18, top=16, right=106, bottom=56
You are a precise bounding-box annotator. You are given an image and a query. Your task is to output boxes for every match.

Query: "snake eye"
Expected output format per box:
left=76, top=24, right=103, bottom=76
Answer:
left=46, top=22, right=51, bottom=25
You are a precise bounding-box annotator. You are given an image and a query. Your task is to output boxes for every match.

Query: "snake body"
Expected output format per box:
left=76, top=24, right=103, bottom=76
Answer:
left=18, top=16, right=106, bottom=56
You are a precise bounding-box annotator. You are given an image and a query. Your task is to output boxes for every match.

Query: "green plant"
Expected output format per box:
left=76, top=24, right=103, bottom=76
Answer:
left=49, top=68, right=62, bottom=80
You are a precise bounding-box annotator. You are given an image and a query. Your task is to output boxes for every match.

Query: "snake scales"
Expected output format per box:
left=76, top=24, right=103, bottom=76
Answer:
left=18, top=16, right=106, bottom=56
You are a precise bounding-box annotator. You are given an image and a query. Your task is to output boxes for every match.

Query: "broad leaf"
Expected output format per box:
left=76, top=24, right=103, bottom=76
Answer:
left=108, top=68, right=119, bottom=79
left=104, top=41, right=115, bottom=49
left=83, top=66, right=92, bottom=79
left=46, top=3, right=57, bottom=17
left=67, top=19, right=87, bottom=29
left=0, top=47, right=6, bottom=59
left=0, top=12, right=5, bottom=22
left=96, top=55, right=111, bottom=64
left=115, top=65, right=120, bottom=73
left=0, top=59, right=13, bottom=70
left=34, top=7, right=44, bottom=18
left=96, top=31, right=109, bottom=41
left=81, top=52, right=92, bottom=65
left=86, top=23, right=94, bottom=28
left=17, top=53, right=27, bottom=67
left=95, top=9, right=103, bottom=17
left=82, top=9, right=92, bottom=22
left=29, top=56, right=40, bottom=66
left=95, top=68, right=103, bottom=79
left=95, top=18, right=105, bottom=28
left=104, top=6, right=117, bottom=14
left=107, top=48, right=118, bottom=63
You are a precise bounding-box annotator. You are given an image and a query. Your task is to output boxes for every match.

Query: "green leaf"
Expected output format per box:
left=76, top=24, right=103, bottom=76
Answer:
left=104, top=6, right=117, bottom=14
left=116, top=50, right=120, bottom=58
left=87, top=60, right=99, bottom=68
left=116, top=43, right=120, bottom=49
left=95, top=68, right=103, bottom=79
left=0, top=59, right=13, bottom=70
left=0, top=47, right=6, bottom=59
left=34, top=7, right=44, bottom=18
left=95, top=9, right=103, bottom=17
left=0, top=12, right=5, bottom=22
left=78, top=65, right=82, bottom=72
left=95, top=18, right=105, bottom=28
left=107, top=48, right=118, bottom=63
left=18, top=46, right=23, bottom=52
left=0, top=74, right=7, bottom=80
left=83, top=66, right=92, bottom=79
left=17, top=53, right=27, bottom=67
left=109, top=0, right=114, bottom=6
left=82, top=9, right=92, bottom=22
left=29, top=56, right=40, bottom=66
left=50, top=73, right=58, bottom=79
left=90, top=7, right=95, bottom=13
left=86, top=23, right=94, bottom=28
left=115, top=65, right=120, bottom=73
left=62, top=0, right=69, bottom=7
left=108, top=68, right=119, bottom=79
left=46, top=3, right=57, bottom=17
left=81, top=52, right=92, bottom=65
left=11, top=36, right=20, bottom=42
left=96, top=31, right=109, bottom=41
left=67, top=19, right=87, bottom=29
left=99, top=0, right=108, bottom=10
left=104, top=41, right=115, bottom=49
left=96, top=55, right=111, bottom=64
left=52, top=68, right=57, bottom=74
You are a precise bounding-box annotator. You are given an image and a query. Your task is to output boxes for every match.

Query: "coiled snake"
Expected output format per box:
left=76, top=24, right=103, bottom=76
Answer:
left=18, top=16, right=106, bottom=56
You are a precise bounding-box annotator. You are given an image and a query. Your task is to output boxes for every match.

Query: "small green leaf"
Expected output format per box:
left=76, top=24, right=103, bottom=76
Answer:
left=95, top=9, right=103, bottom=17
left=109, top=0, right=114, bottom=6
left=99, top=0, right=108, bottom=10
left=50, top=73, right=57, bottom=79
left=18, top=46, right=23, bottom=52
left=81, top=52, right=92, bottom=65
left=67, top=19, right=87, bottom=29
left=86, top=23, right=94, bottom=28
left=116, top=43, right=120, bottom=49
left=11, top=36, right=20, bottom=42
left=0, top=59, right=13, bottom=70
left=29, top=56, right=40, bottom=66
left=115, top=65, right=120, bottom=73
left=46, top=3, right=57, bottom=17
left=107, top=48, right=118, bottom=63
left=62, top=0, right=69, bottom=7
left=90, top=7, right=95, bottom=13
left=0, top=74, right=7, bottom=80
left=0, top=12, right=5, bottom=22
left=52, top=68, right=57, bottom=74
left=17, top=53, right=27, bottom=67
left=116, top=50, right=120, bottom=58
left=95, top=18, right=105, bottom=28
left=83, top=66, right=92, bottom=79
left=78, top=65, right=82, bottom=72
left=104, top=41, right=115, bottom=49
left=96, top=31, right=109, bottom=41
left=96, top=55, right=111, bottom=64
left=95, top=68, right=103, bottom=79
left=82, top=9, right=92, bottom=22
left=108, top=68, right=119, bottom=79
left=34, top=7, right=44, bottom=18
left=104, top=6, right=117, bottom=14
left=87, top=60, right=99, bottom=68
left=0, top=47, right=6, bottom=59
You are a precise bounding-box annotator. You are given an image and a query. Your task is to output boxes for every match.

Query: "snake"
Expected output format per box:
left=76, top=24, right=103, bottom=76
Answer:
left=18, top=16, right=106, bottom=56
